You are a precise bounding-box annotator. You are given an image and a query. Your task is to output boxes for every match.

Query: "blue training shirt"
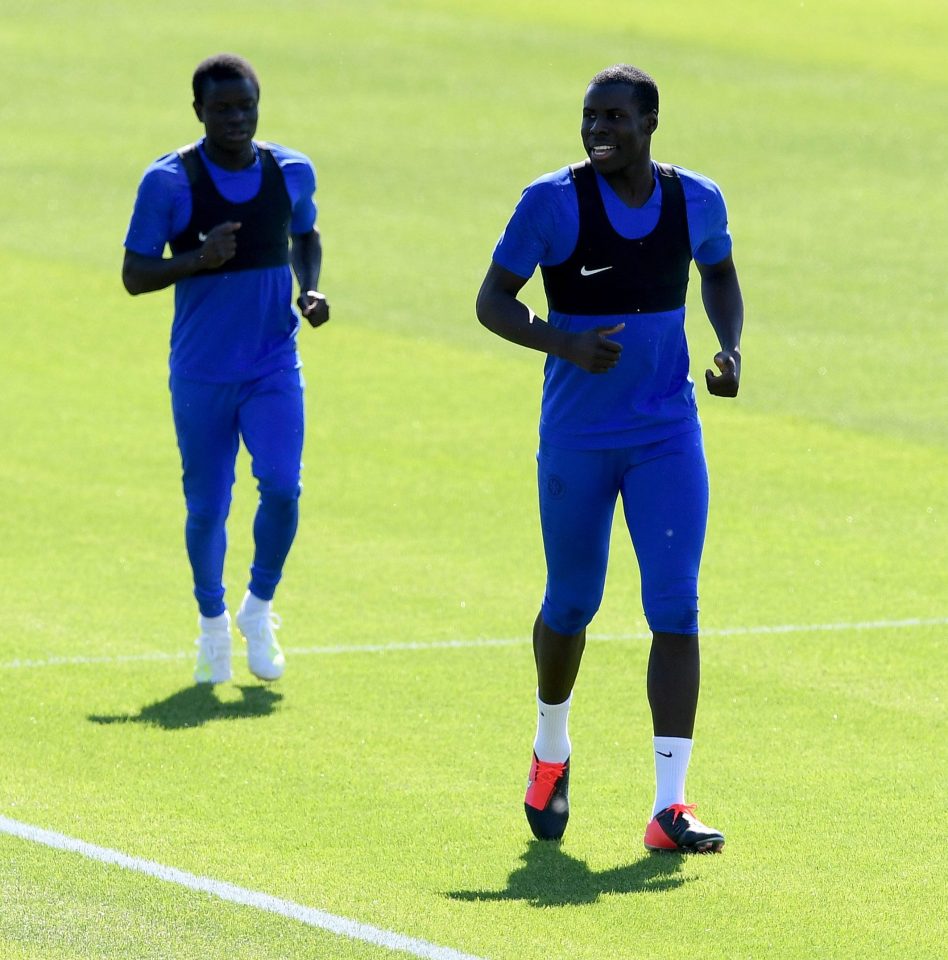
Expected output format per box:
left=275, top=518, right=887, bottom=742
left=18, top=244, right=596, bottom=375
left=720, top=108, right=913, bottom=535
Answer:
left=125, top=138, right=317, bottom=383
left=493, top=161, right=732, bottom=449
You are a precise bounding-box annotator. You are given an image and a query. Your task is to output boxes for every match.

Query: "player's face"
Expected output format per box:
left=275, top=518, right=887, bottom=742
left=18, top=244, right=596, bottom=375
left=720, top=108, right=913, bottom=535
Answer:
left=581, top=84, right=657, bottom=174
left=194, top=77, right=259, bottom=163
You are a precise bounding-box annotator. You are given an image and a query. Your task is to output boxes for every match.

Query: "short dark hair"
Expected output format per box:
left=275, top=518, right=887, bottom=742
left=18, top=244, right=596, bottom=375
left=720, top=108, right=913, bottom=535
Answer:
left=192, top=53, right=260, bottom=103
left=588, top=64, right=659, bottom=114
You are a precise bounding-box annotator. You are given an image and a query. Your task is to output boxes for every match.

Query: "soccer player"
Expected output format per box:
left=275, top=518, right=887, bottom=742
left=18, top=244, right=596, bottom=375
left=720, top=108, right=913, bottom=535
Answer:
left=122, top=54, right=329, bottom=684
left=476, top=65, right=742, bottom=853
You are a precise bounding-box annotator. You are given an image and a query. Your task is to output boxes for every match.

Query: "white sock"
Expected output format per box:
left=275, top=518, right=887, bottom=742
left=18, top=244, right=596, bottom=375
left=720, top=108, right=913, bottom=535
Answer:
left=199, top=611, right=230, bottom=634
left=533, top=692, right=572, bottom=763
left=239, top=591, right=270, bottom=619
left=652, top=736, right=693, bottom=816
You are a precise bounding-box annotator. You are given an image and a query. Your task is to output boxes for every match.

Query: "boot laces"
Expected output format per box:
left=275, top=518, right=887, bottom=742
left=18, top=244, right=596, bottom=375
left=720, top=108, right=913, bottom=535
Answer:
left=533, top=759, right=566, bottom=786
left=666, top=802, right=697, bottom=823
left=245, top=611, right=281, bottom=640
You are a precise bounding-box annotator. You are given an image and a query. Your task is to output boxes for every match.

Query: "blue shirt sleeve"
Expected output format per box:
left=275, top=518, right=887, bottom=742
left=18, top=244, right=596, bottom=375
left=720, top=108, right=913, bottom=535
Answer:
left=268, top=143, right=318, bottom=234
left=677, top=167, right=732, bottom=265
left=492, top=169, right=579, bottom=278
left=124, top=153, right=191, bottom=257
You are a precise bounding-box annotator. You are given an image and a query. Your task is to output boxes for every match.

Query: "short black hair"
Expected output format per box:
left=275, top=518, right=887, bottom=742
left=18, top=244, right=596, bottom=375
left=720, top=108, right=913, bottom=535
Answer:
left=588, top=64, right=658, bottom=114
left=192, top=53, right=260, bottom=103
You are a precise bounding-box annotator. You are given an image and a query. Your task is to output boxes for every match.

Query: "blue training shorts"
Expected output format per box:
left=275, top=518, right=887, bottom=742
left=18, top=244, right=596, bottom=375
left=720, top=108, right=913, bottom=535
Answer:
left=537, top=429, right=709, bottom=636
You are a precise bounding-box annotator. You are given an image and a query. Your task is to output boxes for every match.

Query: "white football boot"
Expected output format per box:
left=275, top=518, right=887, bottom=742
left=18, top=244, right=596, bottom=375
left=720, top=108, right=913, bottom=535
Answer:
left=236, top=604, right=286, bottom=681
left=194, top=612, right=233, bottom=684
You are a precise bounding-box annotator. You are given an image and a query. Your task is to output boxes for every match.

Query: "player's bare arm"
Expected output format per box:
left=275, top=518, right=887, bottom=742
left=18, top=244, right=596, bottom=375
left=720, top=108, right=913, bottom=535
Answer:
left=697, top=254, right=743, bottom=397
left=291, top=228, right=329, bottom=327
left=476, top=261, right=624, bottom=373
left=122, top=221, right=241, bottom=295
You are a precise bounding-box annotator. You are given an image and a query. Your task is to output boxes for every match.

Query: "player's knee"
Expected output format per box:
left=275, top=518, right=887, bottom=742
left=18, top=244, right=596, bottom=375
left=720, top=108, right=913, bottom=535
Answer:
left=644, top=595, right=699, bottom=636
left=185, top=500, right=230, bottom=529
left=541, top=597, right=600, bottom=636
left=642, top=573, right=700, bottom=634
left=257, top=476, right=302, bottom=505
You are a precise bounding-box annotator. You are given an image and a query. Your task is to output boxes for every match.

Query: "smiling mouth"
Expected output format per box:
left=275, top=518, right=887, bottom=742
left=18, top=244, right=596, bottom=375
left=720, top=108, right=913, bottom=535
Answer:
left=589, top=145, right=616, bottom=159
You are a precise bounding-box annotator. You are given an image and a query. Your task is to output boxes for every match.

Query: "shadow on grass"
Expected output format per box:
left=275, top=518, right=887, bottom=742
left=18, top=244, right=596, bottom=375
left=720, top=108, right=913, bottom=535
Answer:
left=87, top=684, right=283, bottom=730
left=447, top=840, right=689, bottom=907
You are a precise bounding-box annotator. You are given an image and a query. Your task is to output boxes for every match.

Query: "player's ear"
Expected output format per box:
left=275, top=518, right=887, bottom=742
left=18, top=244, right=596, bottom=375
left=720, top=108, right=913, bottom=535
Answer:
left=645, top=110, right=658, bottom=135
left=193, top=100, right=204, bottom=123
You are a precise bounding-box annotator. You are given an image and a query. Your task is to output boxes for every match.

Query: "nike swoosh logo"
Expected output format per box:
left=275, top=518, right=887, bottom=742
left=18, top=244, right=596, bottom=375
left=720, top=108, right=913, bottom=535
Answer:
left=656, top=750, right=673, bottom=758
left=580, top=265, right=613, bottom=276
left=198, top=231, right=209, bottom=242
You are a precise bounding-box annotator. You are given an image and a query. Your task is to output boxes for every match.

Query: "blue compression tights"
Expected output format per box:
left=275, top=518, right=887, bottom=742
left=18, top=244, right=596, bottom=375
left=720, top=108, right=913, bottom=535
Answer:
left=170, top=368, right=305, bottom=617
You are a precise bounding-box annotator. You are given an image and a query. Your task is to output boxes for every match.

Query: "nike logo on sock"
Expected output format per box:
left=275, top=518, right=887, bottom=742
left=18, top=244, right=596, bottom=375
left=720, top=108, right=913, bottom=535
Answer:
left=656, top=750, right=673, bottom=758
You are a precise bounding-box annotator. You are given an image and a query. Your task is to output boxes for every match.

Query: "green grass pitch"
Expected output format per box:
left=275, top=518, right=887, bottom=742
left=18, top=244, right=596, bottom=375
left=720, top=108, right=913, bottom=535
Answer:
left=0, top=1, right=945, bottom=958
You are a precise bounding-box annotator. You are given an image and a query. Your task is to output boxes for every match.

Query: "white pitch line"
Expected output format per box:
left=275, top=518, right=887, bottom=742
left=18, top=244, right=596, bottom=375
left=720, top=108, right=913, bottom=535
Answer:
left=1, top=617, right=945, bottom=671
left=0, top=815, right=487, bottom=960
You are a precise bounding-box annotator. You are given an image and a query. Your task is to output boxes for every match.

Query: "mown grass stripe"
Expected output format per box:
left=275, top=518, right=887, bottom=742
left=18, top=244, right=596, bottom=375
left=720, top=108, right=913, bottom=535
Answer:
left=0, top=815, right=487, bottom=960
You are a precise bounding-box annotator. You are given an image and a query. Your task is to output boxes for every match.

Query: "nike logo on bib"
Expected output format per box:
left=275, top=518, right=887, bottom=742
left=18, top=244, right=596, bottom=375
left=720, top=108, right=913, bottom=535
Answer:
left=580, top=265, right=613, bottom=276
left=198, top=231, right=209, bottom=242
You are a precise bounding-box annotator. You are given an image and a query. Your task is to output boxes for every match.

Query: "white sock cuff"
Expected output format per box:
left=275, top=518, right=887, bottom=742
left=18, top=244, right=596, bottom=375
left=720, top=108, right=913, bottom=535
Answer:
left=537, top=691, right=573, bottom=712
left=240, top=591, right=270, bottom=618
left=199, top=611, right=230, bottom=633
left=534, top=691, right=573, bottom=763
left=653, top=735, right=693, bottom=755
